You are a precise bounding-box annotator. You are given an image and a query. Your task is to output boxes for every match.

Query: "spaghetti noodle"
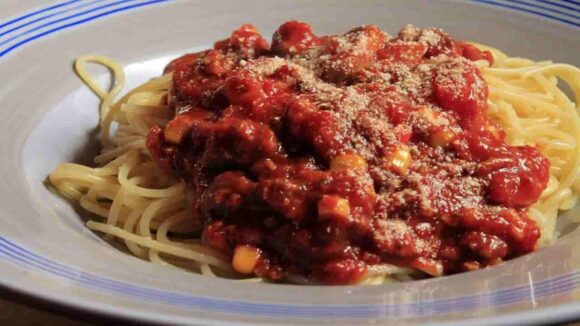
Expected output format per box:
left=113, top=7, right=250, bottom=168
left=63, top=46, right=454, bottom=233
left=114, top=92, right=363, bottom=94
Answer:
left=49, top=23, right=580, bottom=284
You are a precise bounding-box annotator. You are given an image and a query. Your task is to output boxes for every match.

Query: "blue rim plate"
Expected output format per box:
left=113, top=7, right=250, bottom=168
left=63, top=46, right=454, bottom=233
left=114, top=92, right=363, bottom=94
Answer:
left=0, top=1, right=579, bottom=324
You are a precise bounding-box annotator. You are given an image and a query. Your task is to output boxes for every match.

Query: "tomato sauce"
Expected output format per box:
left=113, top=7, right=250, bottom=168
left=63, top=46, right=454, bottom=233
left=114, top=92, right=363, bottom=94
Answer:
left=147, top=22, right=549, bottom=284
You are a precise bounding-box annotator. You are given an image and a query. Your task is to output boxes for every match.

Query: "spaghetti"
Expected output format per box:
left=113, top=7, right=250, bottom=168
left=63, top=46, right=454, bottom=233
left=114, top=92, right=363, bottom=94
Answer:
left=49, top=23, right=580, bottom=284
left=475, top=46, right=580, bottom=245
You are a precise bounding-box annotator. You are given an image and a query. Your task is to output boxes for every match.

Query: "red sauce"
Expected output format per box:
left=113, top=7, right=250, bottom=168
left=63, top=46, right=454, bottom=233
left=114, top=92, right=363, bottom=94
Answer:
left=147, top=22, right=549, bottom=284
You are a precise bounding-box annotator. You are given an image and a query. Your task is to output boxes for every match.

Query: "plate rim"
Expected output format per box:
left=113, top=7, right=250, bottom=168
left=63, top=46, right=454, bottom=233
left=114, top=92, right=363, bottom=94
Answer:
left=1, top=0, right=579, bottom=324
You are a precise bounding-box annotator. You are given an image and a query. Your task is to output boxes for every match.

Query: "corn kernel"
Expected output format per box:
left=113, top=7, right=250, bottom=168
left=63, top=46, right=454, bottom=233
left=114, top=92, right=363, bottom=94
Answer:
left=417, top=106, right=436, bottom=120
left=330, top=153, right=367, bottom=171
left=384, top=146, right=412, bottom=174
left=232, top=245, right=261, bottom=274
left=165, top=124, right=184, bottom=144
left=318, top=195, right=351, bottom=222
left=430, top=128, right=455, bottom=148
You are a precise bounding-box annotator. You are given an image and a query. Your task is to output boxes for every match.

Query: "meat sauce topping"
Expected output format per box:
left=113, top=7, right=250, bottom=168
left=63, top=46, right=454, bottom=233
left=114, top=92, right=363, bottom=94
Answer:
left=147, top=22, right=550, bottom=284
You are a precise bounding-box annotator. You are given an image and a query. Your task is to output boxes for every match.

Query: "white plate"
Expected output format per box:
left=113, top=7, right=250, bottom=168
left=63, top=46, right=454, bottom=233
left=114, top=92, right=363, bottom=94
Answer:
left=0, top=0, right=579, bottom=324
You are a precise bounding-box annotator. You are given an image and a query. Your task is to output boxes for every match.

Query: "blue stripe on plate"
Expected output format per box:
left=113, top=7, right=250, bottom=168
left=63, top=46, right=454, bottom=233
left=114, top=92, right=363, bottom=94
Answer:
left=0, top=0, right=171, bottom=58
left=535, top=0, right=580, bottom=12
left=0, top=0, right=142, bottom=48
left=504, top=0, right=580, bottom=19
left=0, top=0, right=84, bottom=30
left=561, top=0, right=580, bottom=6
left=0, top=235, right=579, bottom=317
left=0, top=0, right=108, bottom=39
left=469, top=0, right=580, bottom=26
left=0, top=0, right=577, bottom=59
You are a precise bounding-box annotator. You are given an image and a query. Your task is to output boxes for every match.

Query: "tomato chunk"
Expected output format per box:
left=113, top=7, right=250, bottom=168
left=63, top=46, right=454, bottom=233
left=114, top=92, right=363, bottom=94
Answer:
left=272, top=20, right=319, bottom=55
left=455, top=41, right=494, bottom=65
left=434, top=61, right=488, bottom=130
left=377, top=41, right=427, bottom=65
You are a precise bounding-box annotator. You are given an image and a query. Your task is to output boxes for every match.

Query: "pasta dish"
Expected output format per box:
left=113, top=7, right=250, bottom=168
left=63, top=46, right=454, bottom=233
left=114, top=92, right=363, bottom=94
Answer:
left=49, top=22, right=580, bottom=285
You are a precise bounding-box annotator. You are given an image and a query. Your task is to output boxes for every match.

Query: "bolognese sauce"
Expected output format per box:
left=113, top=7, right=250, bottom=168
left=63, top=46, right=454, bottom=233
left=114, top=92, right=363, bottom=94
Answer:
left=146, top=22, right=549, bottom=284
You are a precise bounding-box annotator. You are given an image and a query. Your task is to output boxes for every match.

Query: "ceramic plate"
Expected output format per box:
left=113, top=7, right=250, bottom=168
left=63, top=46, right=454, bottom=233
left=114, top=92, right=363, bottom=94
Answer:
left=0, top=0, right=579, bottom=324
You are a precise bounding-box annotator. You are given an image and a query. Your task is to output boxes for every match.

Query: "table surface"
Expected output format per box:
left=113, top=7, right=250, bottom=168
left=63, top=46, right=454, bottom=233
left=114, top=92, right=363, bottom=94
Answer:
left=0, top=297, right=88, bottom=325
left=0, top=286, right=127, bottom=325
